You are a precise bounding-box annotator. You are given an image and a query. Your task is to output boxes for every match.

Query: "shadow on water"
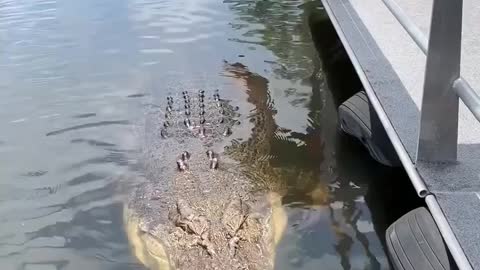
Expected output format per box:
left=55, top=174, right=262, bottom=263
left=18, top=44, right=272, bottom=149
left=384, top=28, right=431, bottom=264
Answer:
left=225, top=1, right=425, bottom=269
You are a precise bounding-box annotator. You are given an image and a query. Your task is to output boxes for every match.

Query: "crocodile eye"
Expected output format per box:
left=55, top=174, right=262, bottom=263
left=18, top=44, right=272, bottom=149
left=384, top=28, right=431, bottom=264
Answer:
left=177, top=159, right=188, bottom=171
left=210, top=157, right=218, bottom=169
left=206, top=150, right=214, bottom=160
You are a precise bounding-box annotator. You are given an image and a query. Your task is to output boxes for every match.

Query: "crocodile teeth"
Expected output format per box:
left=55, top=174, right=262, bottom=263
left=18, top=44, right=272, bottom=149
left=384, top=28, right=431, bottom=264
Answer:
left=166, top=105, right=172, bottom=113
left=199, top=109, right=205, bottom=116
left=163, top=121, right=170, bottom=128
left=185, top=109, right=191, bottom=116
left=200, top=117, right=206, bottom=124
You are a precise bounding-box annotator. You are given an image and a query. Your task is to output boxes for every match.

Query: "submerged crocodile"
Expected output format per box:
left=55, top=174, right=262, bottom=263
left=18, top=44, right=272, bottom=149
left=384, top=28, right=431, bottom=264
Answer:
left=125, top=64, right=291, bottom=270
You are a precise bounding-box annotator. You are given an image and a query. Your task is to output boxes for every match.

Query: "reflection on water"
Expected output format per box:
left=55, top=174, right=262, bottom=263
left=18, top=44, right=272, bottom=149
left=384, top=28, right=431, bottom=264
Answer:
left=0, top=0, right=419, bottom=269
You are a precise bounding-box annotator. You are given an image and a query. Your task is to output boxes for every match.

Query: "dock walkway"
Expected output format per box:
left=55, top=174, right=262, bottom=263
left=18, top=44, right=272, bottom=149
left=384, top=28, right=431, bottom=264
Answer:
left=322, top=0, right=480, bottom=269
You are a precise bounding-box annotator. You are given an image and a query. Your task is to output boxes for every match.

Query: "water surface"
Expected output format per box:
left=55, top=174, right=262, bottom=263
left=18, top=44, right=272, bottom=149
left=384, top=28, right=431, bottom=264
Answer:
left=0, top=0, right=415, bottom=269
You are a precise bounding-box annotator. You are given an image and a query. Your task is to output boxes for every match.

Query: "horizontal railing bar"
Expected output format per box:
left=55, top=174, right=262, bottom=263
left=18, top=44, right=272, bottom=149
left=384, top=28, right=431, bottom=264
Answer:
left=454, top=78, right=480, bottom=121
left=383, top=0, right=480, bottom=123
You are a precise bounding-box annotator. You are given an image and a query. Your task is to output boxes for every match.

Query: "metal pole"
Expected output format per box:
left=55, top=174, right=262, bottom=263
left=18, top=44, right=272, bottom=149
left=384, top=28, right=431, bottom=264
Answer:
left=384, top=0, right=480, bottom=125
left=416, top=0, right=462, bottom=162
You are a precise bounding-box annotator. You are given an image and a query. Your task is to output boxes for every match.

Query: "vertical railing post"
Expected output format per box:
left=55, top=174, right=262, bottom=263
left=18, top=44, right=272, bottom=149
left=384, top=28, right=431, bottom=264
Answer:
left=417, top=0, right=463, bottom=162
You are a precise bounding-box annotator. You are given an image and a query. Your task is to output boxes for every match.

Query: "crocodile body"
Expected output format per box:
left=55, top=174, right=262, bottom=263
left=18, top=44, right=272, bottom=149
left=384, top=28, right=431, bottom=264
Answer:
left=125, top=64, right=289, bottom=270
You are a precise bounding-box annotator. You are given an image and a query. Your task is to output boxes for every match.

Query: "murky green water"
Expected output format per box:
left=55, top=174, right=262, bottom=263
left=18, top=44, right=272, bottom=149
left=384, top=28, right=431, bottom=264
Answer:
left=0, top=0, right=418, bottom=269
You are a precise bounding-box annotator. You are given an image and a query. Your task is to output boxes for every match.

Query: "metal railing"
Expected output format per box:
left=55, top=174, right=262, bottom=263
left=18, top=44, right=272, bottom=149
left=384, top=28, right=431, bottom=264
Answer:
left=383, top=1, right=476, bottom=269
left=383, top=0, right=480, bottom=163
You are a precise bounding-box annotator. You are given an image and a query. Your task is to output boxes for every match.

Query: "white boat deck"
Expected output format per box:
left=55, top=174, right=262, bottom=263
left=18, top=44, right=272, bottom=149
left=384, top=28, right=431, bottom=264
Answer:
left=321, top=0, right=480, bottom=269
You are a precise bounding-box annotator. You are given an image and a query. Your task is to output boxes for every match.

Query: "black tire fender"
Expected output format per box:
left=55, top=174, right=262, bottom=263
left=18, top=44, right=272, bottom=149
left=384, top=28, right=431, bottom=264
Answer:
left=386, top=207, right=457, bottom=270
